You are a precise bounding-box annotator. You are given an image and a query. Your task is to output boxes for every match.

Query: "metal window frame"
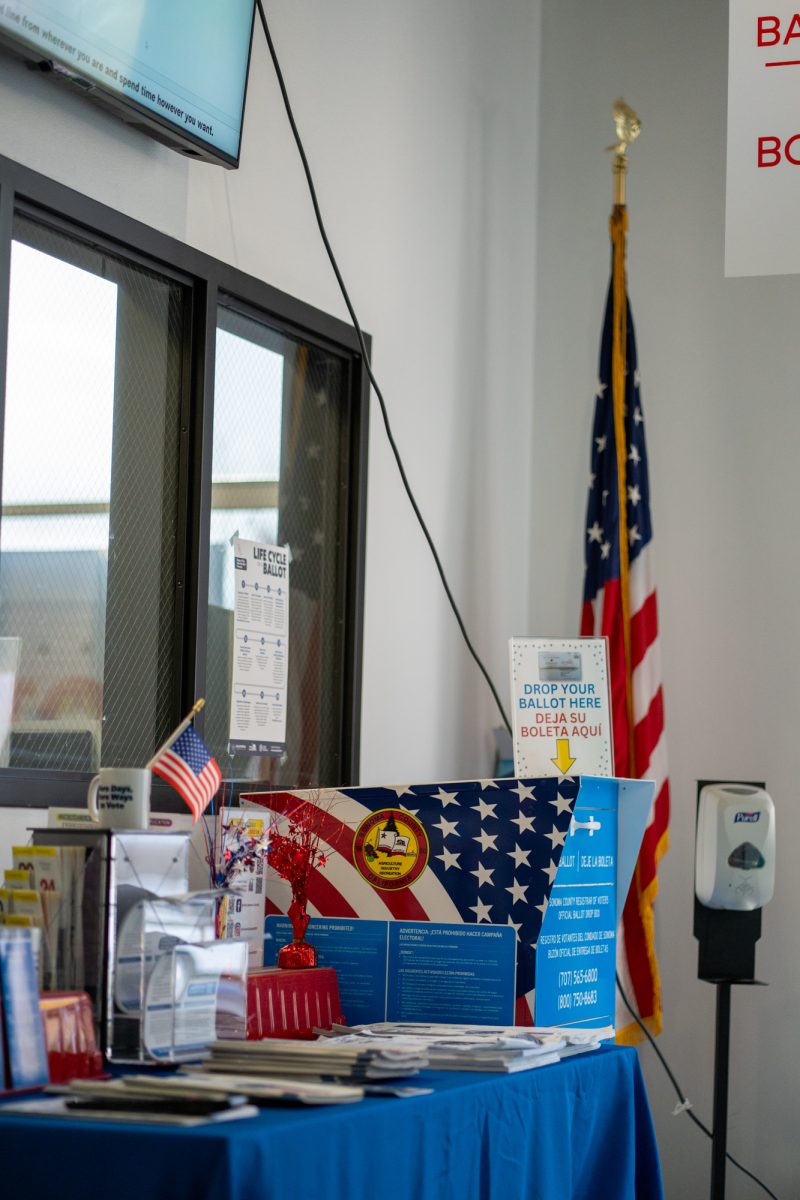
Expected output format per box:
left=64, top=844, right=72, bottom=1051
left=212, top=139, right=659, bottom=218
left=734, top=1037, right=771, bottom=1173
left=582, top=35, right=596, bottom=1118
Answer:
left=0, top=152, right=369, bottom=809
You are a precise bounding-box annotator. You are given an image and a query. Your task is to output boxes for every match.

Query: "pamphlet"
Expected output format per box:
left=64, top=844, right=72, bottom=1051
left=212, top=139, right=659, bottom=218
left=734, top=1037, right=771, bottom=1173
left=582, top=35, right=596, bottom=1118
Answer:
left=218, top=810, right=268, bottom=969
left=0, top=930, right=49, bottom=1090
left=228, top=538, right=290, bottom=756
left=143, top=941, right=247, bottom=1061
left=12, top=844, right=86, bottom=991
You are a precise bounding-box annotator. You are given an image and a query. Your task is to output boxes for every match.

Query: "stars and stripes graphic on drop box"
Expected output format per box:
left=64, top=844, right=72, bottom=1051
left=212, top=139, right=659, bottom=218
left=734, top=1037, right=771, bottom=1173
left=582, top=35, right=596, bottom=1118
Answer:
left=581, top=236, right=670, bottom=1039
left=248, top=776, right=578, bottom=1023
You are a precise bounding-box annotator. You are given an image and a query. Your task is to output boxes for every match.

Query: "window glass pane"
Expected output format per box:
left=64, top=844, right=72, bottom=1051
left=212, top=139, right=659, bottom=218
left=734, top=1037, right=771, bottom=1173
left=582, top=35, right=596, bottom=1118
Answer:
left=205, top=304, right=349, bottom=790
left=4, top=243, right=116, bottom=504
left=0, top=216, right=186, bottom=772
left=213, top=330, right=282, bottom=481
left=208, top=507, right=278, bottom=612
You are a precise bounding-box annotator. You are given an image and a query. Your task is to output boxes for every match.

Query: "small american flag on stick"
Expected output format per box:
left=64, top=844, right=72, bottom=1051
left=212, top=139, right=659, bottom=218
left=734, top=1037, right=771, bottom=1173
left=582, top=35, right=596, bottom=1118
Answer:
left=149, top=699, right=222, bottom=822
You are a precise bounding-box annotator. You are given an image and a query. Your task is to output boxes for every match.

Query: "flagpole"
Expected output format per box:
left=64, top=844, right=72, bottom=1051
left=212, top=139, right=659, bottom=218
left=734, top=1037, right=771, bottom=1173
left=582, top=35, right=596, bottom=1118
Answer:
left=146, top=698, right=206, bottom=770
left=612, top=149, right=628, bottom=207
left=608, top=97, right=640, bottom=205
left=607, top=98, right=641, bottom=778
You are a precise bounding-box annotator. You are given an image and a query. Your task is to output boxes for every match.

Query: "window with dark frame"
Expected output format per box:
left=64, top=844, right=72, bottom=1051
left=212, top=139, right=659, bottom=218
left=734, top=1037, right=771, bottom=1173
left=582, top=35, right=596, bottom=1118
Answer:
left=2, top=212, right=188, bottom=777
left=205, top=304, right=355, bottom=792
left=0, top=154, right=368, bottom=809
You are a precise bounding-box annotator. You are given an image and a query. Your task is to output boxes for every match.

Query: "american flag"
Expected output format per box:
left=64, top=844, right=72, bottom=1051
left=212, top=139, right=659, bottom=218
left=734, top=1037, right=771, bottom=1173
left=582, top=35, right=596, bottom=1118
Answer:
left=581, top=209, right=670, bottom=1039
left=247, top=776, right=578, bottom=1023
left=152, top=724, right=222, bottom=822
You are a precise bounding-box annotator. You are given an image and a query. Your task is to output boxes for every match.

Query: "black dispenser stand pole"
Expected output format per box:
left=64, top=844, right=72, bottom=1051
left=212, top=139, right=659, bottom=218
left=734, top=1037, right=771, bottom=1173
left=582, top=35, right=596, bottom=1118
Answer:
left=710, top=981, right=732, bottom=1200
left=694, top=780, right=770, bottom=1200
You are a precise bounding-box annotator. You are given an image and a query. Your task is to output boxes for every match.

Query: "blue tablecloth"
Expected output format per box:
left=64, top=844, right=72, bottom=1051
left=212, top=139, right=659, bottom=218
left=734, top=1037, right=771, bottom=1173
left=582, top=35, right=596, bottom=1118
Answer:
left=0, top=1045, right=663, bottom=1200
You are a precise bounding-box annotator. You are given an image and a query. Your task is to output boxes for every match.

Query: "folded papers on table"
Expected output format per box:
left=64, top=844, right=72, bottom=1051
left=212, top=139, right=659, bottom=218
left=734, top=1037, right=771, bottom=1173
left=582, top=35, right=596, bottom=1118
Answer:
left=201, top=1037, right=429, bottom=1082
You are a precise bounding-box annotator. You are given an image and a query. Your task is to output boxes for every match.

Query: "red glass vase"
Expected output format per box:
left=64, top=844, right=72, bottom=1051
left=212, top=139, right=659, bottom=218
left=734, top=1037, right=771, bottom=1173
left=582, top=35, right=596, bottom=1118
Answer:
left=277, top=938, right=318, bottom=969
left=278, top=892, right=318, bottom=969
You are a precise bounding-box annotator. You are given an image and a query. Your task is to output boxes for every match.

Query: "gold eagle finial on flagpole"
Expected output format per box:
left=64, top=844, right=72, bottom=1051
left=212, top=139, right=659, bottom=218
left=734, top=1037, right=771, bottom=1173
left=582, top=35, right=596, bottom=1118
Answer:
left=606, top=98, right=641, bottom=207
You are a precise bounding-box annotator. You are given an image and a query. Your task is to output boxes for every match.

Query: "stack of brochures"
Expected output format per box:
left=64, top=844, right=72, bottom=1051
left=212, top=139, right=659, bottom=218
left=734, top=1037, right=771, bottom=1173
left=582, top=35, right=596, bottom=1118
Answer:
left=329, top=1033, right=561, bottom=1072
left=202, top=1037, right=429, bottom=1082
left=169, top=1072, right=365, bottom=1105
left=0, top=1076, right=260, bottom=1126
left=317, top=1022, right=611, bottom=1072
left=65, top=1073, right=362, bottom=1109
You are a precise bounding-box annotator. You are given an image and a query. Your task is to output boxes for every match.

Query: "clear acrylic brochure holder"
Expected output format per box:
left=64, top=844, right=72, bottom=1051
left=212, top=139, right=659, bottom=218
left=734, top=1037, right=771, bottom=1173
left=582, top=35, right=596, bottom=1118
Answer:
left=114, top=891, right=247, bottom=1063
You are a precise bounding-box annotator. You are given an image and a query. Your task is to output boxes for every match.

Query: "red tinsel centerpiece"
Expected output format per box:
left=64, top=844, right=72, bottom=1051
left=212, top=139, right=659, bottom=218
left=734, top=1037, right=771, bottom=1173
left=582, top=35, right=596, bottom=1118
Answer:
left=268, top=800, right=330, bottom=969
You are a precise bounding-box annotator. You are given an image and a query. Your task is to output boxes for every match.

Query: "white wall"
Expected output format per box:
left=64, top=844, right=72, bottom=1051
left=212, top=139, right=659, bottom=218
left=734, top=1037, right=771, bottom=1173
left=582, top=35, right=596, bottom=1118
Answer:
left=185, top=1, right=543, bottom=786
left=0, top=6, right=542, bottom=857
left=0, top=30, right=195, bottom=867
left=534, top=2, right=799, bottom=1197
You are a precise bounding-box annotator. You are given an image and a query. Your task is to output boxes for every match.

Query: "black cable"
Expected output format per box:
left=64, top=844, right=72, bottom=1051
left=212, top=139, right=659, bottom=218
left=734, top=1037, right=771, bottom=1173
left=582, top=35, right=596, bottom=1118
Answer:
left=255, top=0, right=512, bottom=737
left=616, top=973, right=780, bottom=1200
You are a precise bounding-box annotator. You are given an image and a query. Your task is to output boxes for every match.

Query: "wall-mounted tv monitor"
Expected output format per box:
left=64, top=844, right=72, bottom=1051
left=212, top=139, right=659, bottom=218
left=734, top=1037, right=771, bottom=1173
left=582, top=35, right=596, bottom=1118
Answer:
left=0, top=1, right=257, bottom=168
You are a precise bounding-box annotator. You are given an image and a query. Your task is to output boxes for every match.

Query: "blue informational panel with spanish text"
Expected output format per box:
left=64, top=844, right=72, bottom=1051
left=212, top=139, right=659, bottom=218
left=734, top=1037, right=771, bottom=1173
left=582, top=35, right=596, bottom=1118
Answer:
left=264, top=915, right=517, bottom=1026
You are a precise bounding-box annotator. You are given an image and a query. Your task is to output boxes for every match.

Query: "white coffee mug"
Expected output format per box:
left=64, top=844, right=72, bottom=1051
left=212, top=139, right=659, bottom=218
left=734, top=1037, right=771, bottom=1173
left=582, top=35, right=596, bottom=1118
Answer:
left=87, top=767, right=151, bottom=830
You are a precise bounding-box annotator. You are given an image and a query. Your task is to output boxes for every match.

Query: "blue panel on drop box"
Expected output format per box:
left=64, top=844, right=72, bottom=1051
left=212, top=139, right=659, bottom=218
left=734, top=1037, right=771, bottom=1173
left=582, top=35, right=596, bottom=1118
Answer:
left=535, top=776, right=618, bottom=1029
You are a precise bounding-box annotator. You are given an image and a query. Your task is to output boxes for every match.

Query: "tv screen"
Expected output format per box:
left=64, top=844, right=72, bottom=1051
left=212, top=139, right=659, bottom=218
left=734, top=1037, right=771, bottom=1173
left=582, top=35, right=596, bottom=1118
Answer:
left=0, top=0, right=256, bottom=167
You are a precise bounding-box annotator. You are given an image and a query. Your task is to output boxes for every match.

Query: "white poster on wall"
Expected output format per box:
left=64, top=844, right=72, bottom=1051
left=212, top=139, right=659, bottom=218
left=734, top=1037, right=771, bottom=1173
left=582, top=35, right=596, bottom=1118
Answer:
left=726, top=1, right=800, bottom=276
left=228, top=538, right=289, bottom=757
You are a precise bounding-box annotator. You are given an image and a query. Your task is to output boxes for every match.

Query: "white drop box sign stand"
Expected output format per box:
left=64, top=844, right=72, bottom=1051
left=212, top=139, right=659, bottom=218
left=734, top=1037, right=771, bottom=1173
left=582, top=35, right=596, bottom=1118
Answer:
left=509, top=637, right=613, bottom=778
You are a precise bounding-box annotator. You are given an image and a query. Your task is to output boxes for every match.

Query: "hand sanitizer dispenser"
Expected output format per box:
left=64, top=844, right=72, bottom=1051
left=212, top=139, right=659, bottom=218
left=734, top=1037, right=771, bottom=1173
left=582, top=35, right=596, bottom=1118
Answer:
left=693, top=781, right=776, bottom=1200
left=695, top=783, right=775, bottom=911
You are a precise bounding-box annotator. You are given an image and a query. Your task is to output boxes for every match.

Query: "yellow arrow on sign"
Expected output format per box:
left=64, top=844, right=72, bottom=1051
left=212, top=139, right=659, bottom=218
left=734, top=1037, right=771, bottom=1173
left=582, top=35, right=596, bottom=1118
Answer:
left=551, top=737, right=576, bottom=775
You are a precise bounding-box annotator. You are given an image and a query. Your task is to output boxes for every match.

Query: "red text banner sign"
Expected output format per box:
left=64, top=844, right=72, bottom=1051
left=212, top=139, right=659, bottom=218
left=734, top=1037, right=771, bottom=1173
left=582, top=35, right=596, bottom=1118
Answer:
left=726, top=1, right=800, bottom=275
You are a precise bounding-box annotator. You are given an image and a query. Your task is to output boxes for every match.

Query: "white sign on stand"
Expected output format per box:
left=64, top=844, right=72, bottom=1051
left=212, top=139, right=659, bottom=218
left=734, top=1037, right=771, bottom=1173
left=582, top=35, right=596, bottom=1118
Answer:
left=509, top=637, right=613, bottom=778
left=726, top=0, right=800, bottom=276
left=228, top=538, right=289, bottom=756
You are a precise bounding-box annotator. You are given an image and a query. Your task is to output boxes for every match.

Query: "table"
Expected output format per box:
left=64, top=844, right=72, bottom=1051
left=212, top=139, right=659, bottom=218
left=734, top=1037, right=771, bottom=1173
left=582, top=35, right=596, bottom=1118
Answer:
left=0, top=1046, right=663, bottom=1200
